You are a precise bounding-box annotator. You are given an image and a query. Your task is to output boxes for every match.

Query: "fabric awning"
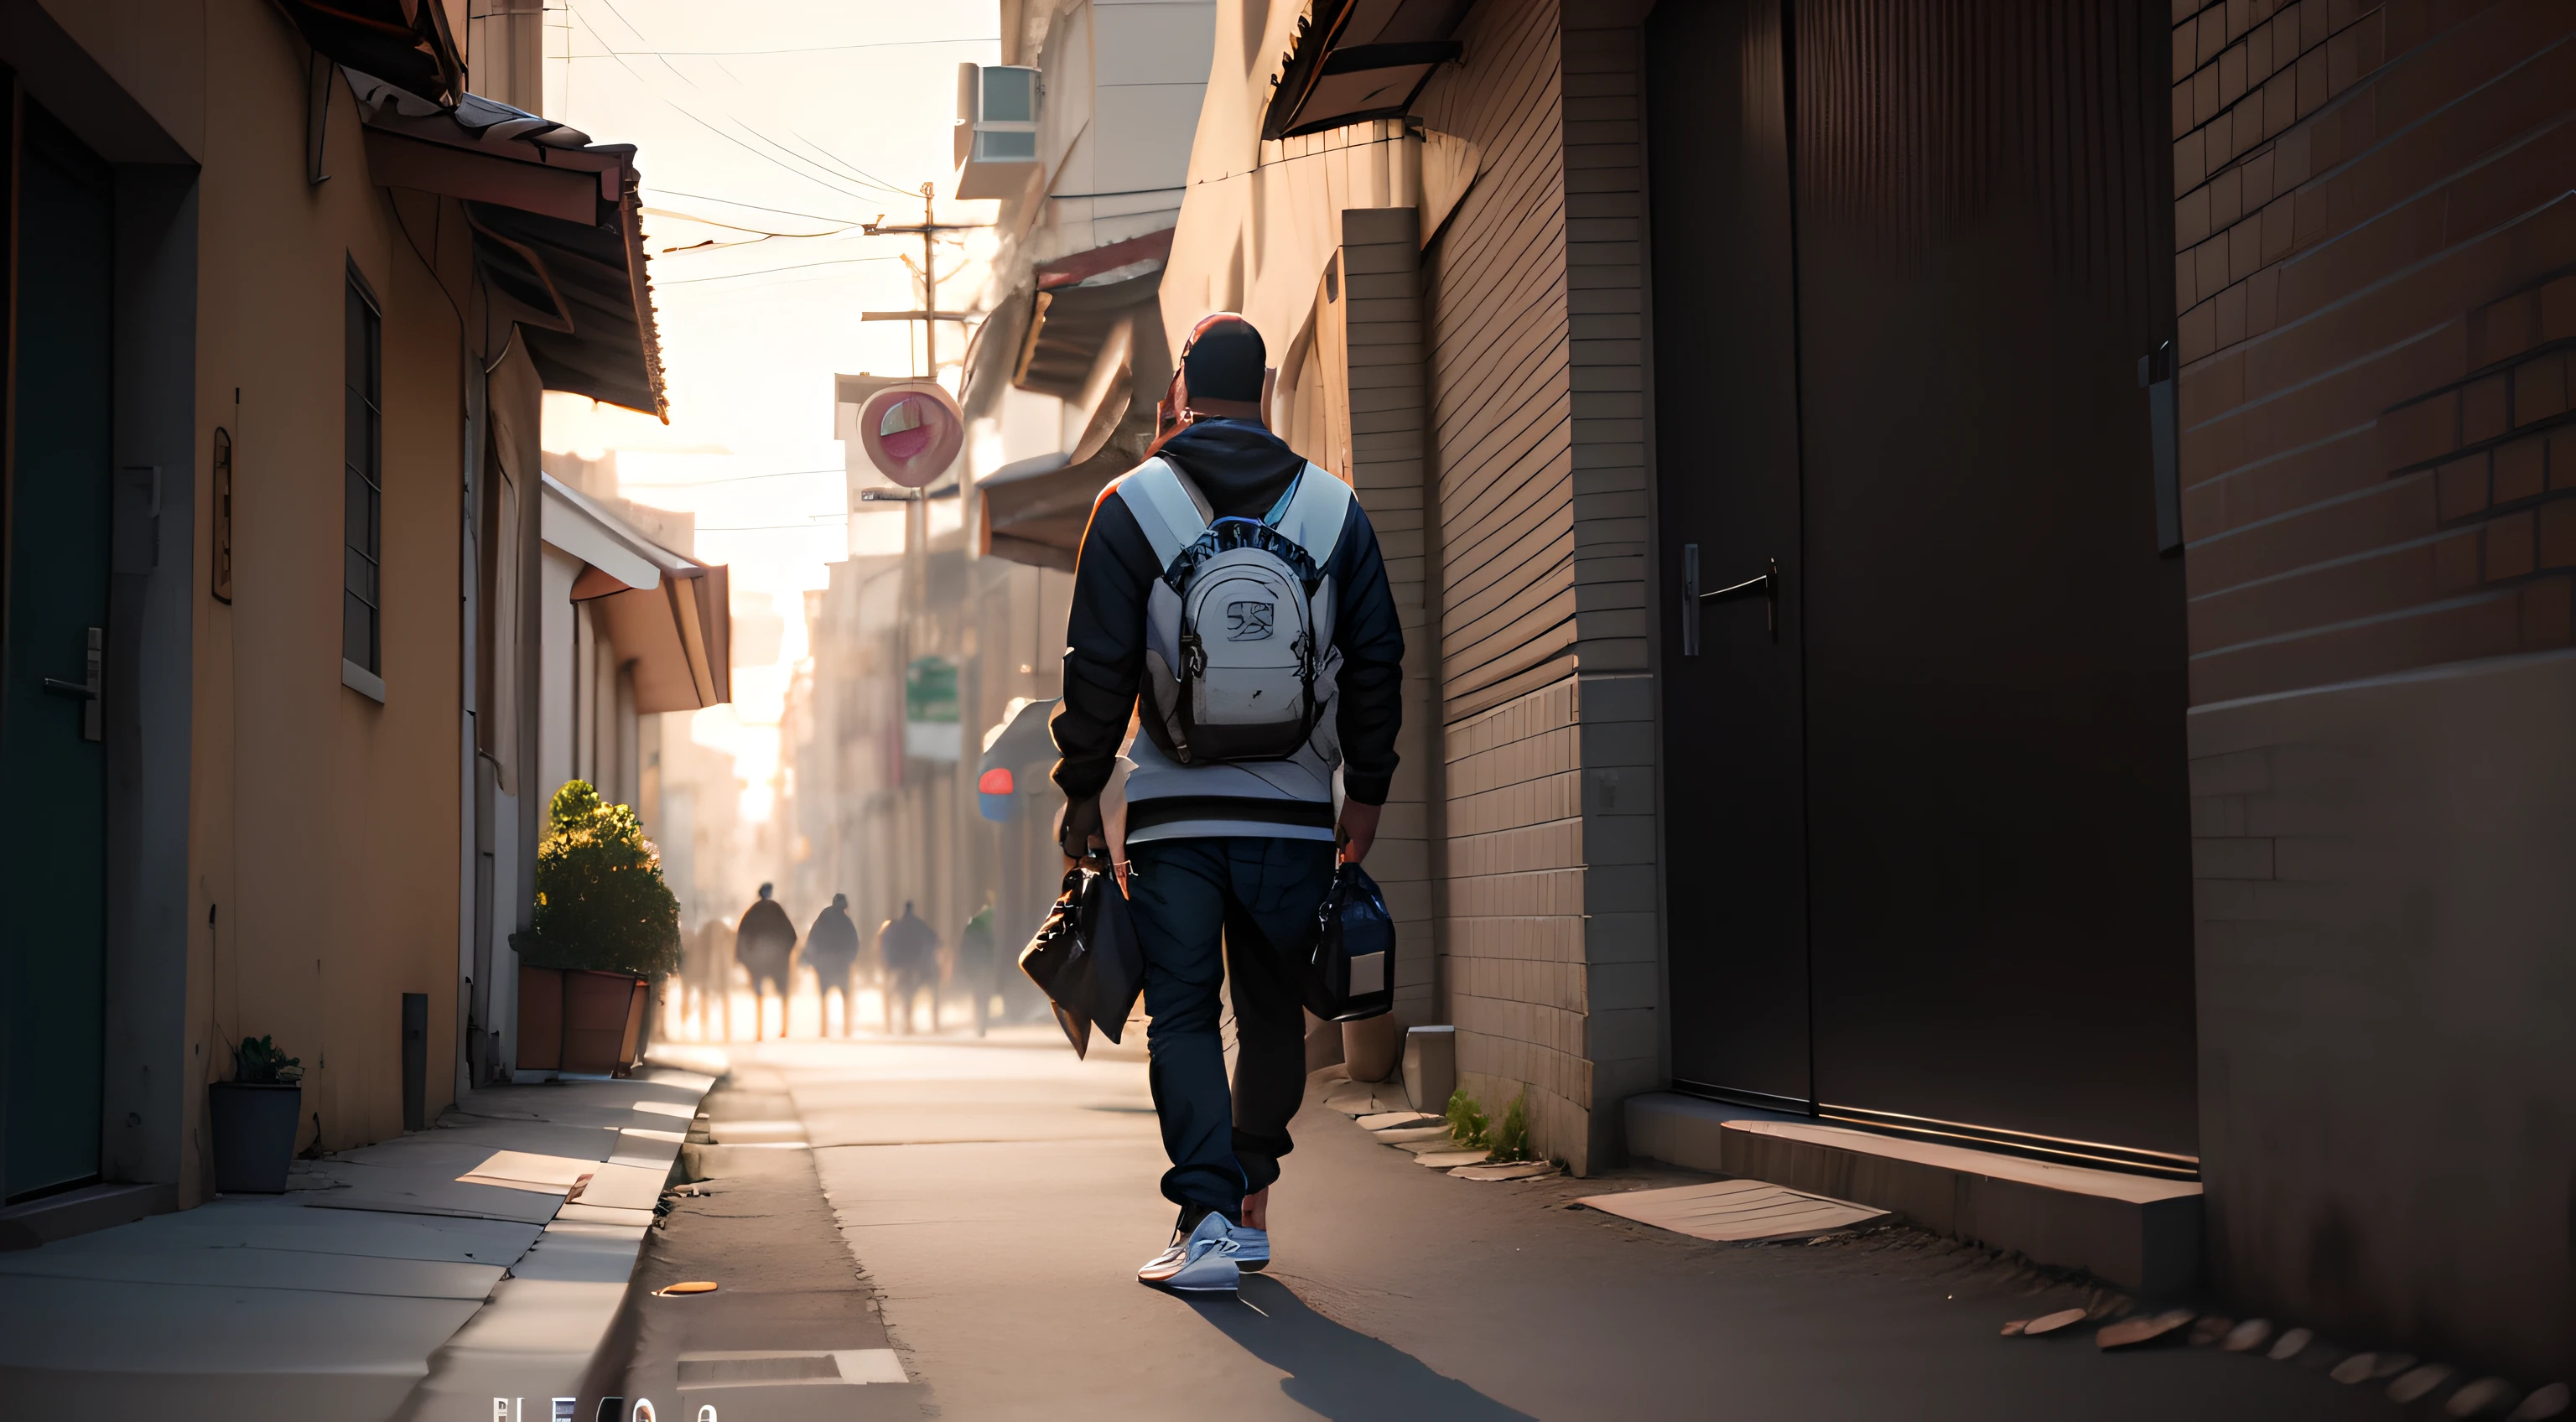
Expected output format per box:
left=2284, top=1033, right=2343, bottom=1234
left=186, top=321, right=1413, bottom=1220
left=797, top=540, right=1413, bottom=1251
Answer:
left=348, top=72, right=668, bottom=420
left=275, top=0, right=464, bottom=106
left=1012, top=228, right=1171, bottom=400
left=542, top=477, right=731, bottom=712
left=1262, top=0, right=1470, bottom=140
left=974, top=229, right=1182, bottom=570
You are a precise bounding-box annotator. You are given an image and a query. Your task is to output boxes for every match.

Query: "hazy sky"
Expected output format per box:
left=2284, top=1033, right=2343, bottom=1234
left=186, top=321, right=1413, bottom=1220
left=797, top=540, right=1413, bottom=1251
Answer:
left=531, top=0, right=1005, bottom=808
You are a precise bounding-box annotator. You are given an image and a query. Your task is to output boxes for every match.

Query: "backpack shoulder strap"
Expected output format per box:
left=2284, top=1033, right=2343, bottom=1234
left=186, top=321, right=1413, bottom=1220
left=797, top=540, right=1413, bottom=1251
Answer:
left=1270, top=463, right=1354, bottom=565
left=1113, top=457, right=1212, bottom=568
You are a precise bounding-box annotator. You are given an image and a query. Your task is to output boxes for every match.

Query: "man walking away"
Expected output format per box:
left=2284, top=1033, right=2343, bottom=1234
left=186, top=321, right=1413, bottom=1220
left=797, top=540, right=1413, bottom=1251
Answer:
left=1052, top=314, right=1404, bottom=1295
left=877, top=902, right=941, bottom=1035
left=735, top=883, right=797, bottom=1041
left=805, top=893, right=863, bottom=1037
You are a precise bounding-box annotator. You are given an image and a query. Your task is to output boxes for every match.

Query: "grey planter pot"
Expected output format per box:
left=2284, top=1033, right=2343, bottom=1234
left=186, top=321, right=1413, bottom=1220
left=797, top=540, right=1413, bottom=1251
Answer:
left=1403, top=1025, right=1457, bottom=1115
left=209, top=1082, right=303, bottom=1193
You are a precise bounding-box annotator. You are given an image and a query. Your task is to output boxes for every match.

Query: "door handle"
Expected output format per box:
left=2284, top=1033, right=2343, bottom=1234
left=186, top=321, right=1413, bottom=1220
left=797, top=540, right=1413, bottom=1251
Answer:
left=39, top=626, right=103, bottom=741
left=1681, top=547, right=1778, bottom=654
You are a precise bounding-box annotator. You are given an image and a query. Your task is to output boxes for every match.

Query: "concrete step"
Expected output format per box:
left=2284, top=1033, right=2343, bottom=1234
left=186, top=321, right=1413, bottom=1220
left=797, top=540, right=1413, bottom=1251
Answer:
left=1624, top=1092, right=2203, bottom=1295
left=0, top=1181, right=176, bottom=1250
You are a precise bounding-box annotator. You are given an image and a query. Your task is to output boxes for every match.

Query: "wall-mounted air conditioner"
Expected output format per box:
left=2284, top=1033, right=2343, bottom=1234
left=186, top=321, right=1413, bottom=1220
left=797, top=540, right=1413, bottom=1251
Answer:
left=955, top=64, right=1041, bottom=200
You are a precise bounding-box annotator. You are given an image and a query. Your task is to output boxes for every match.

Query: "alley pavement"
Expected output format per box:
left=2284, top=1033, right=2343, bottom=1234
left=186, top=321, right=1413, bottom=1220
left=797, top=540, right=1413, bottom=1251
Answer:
left=659, top=1029, right=2399, bottom=1421
left=0, top=1064, right=714, bottom=1421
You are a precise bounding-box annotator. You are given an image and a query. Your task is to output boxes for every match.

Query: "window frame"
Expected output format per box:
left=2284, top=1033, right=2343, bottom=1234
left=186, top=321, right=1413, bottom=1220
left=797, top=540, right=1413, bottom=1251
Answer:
left=341, top=262, right=385, bottom=701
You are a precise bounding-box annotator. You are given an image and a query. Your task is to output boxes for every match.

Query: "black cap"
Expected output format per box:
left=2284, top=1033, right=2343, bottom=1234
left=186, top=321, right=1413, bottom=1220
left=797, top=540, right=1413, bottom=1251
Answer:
left=1182, top=315, right=1265, bottom=403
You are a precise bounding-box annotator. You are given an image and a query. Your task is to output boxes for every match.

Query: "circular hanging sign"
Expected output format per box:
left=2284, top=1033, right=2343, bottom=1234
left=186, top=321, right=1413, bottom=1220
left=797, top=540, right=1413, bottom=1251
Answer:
left=859, top=382, right=963, bottom=489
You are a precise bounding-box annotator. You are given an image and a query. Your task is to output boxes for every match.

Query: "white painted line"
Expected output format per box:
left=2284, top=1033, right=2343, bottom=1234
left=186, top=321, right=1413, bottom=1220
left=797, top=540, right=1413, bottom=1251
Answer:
left=673, top=1348, right=907, bottom=1387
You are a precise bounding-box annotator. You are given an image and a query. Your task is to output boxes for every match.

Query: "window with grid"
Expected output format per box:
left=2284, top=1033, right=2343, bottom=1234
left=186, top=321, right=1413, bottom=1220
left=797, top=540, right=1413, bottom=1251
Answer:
left=344, top=272, right=382, bottom=677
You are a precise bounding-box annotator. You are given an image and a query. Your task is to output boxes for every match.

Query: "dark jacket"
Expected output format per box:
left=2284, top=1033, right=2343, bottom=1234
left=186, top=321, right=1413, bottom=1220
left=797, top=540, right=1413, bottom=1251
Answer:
left=735, top=897, right=796, bottom=967
left=1049, top=420, right=1405, bottom=810
left=878, top=909, right=939, bottom=977
left=806, top=904, right=861, bottom=967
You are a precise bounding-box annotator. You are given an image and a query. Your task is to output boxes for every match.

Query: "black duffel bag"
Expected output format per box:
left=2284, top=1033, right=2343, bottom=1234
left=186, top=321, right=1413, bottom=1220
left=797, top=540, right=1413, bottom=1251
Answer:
left=1019, top=857, right=1144, bottom=1057
left=1306, top=860, right=1395, bottom=1022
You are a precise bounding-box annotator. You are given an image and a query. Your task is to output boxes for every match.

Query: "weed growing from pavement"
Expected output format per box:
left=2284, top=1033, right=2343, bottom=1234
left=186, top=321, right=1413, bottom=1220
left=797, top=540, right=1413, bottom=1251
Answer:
left=1445, top=1087, right=1488, bottom=1149
left=1489, top=1091, right=1533, bottom=1162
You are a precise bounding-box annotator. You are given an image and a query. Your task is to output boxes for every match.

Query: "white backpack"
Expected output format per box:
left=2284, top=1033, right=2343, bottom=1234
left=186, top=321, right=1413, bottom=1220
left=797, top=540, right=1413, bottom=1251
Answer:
left=1121, top=459, right=1348, bottom=765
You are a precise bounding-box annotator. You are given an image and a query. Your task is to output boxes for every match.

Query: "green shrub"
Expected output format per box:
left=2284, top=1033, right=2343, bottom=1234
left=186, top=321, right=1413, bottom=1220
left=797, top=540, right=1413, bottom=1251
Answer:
left=1490, top=1089, right=1533, bottom=1162
left=524, top=780, right=682, bottom=978
left=1445, top=1086, right=1488, bottom=1149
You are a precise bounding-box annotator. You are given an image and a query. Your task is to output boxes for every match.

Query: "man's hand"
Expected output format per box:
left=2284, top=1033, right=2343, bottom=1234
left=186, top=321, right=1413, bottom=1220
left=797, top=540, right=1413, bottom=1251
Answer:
left=1337, top=799, right=1381, bottom=865
left=1059, top=796, right=1105, bottom=863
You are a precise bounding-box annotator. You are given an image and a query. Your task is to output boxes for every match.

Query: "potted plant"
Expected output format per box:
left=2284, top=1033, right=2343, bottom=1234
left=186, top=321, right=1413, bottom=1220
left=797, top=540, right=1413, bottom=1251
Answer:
left=210, top=1035, right=305, bottom=1193
left=517, top=781, right=682, bottom=1076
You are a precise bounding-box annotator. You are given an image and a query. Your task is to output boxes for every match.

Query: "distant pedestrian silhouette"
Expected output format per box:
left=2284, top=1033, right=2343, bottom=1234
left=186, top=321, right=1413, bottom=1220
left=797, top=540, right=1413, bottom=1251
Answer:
left=878, top=901, right=940, bottom=1035
left=735, top=883, right=797, bottom=1041
left=806, top=892, right=863, bottom=1037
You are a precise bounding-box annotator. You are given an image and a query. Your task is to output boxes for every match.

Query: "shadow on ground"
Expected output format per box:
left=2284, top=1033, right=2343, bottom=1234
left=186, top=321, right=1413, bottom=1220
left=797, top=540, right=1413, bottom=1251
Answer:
left=1187, top=1274, right=1538, bottom=1420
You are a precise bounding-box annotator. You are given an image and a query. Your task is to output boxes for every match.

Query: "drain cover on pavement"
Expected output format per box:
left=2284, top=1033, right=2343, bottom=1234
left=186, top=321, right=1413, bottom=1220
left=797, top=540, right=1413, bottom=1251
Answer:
left=1571, top=1179, right=1888, bottom=1243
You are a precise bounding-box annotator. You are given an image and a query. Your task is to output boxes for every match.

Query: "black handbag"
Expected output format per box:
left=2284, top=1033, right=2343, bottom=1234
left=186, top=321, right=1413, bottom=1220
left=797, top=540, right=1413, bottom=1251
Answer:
left=1018, top=858, right=1145, bottom=1057
left=1306, top=860, right=1395, bottom=1022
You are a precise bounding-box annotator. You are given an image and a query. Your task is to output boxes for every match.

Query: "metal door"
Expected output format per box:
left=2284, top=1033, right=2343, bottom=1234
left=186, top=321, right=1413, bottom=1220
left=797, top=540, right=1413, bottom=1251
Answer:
left=1646, top=1, right=1812, bottom=1110
left=2, top=103, right=115, bottom=1201
left=1650, top=0, right=2198, bottom=1165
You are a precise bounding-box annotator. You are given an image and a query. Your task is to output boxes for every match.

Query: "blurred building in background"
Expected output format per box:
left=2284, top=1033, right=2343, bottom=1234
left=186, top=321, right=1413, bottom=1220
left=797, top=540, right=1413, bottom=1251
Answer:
left=775, top=0, right=1219, bottom=1004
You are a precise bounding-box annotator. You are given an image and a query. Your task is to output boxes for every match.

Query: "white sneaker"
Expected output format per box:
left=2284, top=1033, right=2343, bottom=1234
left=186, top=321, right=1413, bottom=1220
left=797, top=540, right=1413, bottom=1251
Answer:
left=1232, top=1223, right=1270, bottom=1273
left=1137, top=1209, right=1243, bottom=1292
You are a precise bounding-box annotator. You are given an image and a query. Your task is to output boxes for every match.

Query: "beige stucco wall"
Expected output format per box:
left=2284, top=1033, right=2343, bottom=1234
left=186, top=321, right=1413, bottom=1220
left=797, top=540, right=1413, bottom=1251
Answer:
left=180, top=0, right=464, bottom=1200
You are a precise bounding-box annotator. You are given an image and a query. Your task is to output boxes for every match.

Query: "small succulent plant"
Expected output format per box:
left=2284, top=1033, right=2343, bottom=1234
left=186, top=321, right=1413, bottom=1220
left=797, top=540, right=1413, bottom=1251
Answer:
left=231, top=1035, right=304, bottom=1086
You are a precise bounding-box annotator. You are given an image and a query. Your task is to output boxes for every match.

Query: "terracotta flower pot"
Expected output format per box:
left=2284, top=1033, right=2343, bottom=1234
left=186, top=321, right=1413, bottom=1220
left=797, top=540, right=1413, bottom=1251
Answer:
left=562, top=969, right=647, bottom=1075
left=517, top=963, right=565, bottom=1072
left=209, top=1082, right=303, bottom=1193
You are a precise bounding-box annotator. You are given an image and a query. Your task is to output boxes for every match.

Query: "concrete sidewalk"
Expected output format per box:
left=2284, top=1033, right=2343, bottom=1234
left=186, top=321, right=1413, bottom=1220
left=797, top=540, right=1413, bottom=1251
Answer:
left=749, top=1031, right=2393, bottom=1421
left=0, top=1054, right=719, bottom=1421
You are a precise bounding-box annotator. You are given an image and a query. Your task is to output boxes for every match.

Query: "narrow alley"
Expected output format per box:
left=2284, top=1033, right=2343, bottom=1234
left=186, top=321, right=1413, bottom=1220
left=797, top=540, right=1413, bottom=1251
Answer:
left=4, top=0, right=2573, bottom=1416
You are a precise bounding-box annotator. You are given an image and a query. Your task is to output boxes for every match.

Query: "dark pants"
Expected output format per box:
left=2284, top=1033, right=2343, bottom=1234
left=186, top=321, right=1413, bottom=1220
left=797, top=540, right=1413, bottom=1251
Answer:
left=1127, top=836, right=1337, bottom=1217
left=808, top=952, right=858, bottom=1034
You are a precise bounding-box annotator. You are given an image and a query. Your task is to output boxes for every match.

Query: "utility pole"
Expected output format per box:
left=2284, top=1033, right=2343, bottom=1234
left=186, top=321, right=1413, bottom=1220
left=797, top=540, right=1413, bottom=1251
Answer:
left=860, top=184, right=984, bottom=385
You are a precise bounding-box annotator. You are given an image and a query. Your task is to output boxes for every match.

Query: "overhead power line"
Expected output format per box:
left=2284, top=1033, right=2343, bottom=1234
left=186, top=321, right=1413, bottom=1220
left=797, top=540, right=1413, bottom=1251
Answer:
left=645, top=189, right=875, bottom=226
left=641, top=205, right=851, bottom=239
left=660, top=255, right=904, bottom=285
left=574, top=36, right=998, bottom=57
left=564, top=3, right=922, bottom=202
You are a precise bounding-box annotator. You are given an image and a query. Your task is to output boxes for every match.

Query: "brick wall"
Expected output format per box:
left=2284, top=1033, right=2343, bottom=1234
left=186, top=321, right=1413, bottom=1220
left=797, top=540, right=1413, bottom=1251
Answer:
left=2177, top=0, right=2576, bottom=1376
left=2172, top=0, right=2576, bottom=703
